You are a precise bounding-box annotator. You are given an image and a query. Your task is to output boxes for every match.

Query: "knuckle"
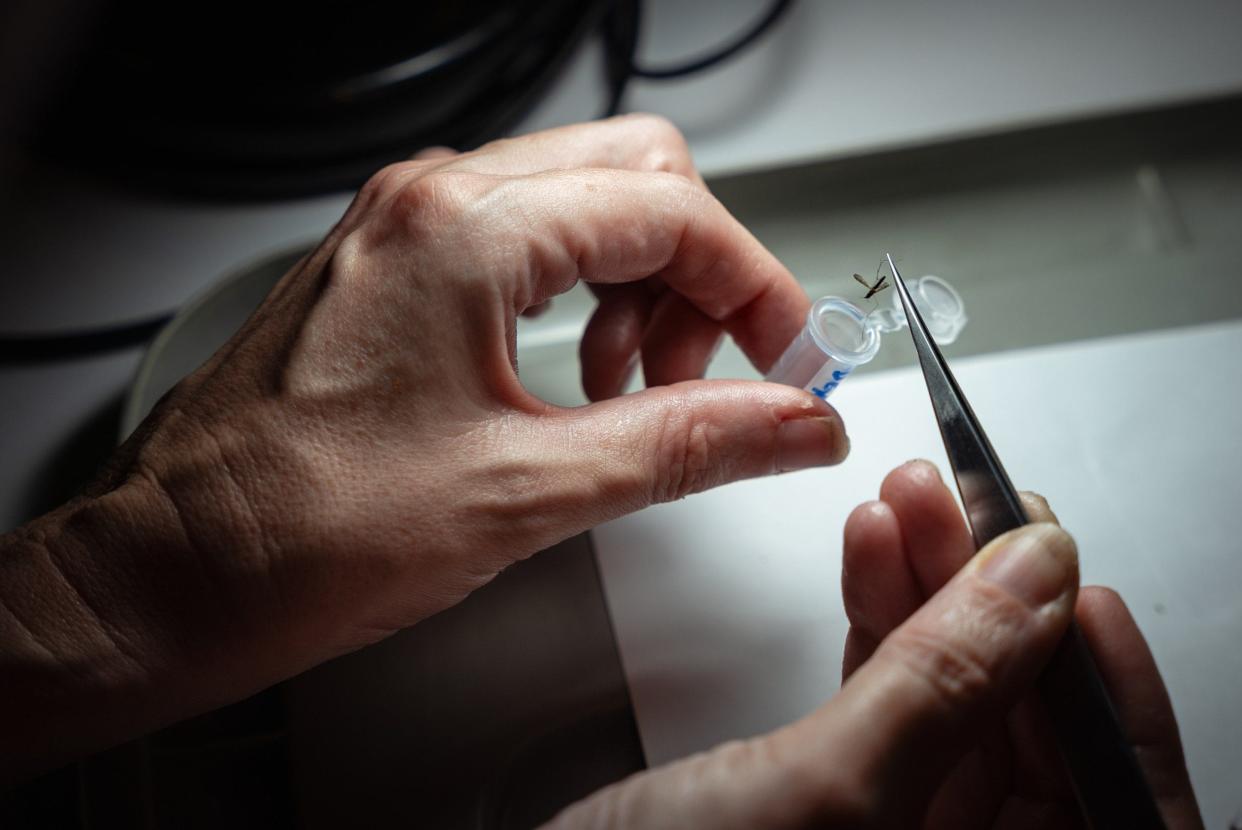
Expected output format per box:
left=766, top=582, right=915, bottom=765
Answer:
left=626, top=112, right=693, bottom=174
left=645, top=169, right=706, bottom=214
left=841, top=576, right=881, bottom=633
left=733, top=734, right=883, bottom=827
left=325, top=229, right=370, bottom=289
left=649, top=167, right=693, bottom=189
left=339, top=162, right=414, bottom=229
left=709, top=737, right=774, bottom=783
left=884, top=618, right=1001, bottom=712
left=643, top=147, right=691, bottom=178
left=358, top=161, right=413, bottom=204
left=385, top=169, right=472, bottom=227
left=472, top=133, right=516, bottom=158
left=691, top=740, right=776, bottom=818
left=651, top=411, right=721, bottom=503
left=626, top=112, right=688, bottom=147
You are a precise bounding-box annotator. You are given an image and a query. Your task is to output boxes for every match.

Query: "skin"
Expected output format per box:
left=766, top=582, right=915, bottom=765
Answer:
left=547, top=463, right=1204, bottom=829
left=0, top=116, right=1202, bottom=827
left=0, top=115, right=842, bottom=779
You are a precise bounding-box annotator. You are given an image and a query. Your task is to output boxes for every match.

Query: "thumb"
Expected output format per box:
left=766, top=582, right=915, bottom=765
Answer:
left=544, top=377, right=847, bottom=513
left=545, top=524, right=1078, bottom=830
left=795, top=522, right=1081, bottom=824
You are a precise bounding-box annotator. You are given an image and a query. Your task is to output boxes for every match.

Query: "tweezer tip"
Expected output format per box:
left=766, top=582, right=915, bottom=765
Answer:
left=883, top=253, right=903, bottom=285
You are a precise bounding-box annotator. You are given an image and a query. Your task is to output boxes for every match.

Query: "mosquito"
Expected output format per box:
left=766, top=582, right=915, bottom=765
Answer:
left=853, top=271, right=890, bottom=300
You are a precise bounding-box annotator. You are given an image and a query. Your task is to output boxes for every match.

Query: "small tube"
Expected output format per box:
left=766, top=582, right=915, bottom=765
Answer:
left=765, top=297, right=880, bottom=399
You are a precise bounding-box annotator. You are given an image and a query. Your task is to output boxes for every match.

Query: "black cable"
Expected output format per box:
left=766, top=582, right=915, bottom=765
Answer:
left=6, top=0, right=795, bottom=365
left=601, top=0, right=642, bottom=118
left=34, top=0, right=612, bottom=200
left=602, top=0, right=795, bottom=116
left=630, top=0, right=794, bottom=79
left=0, top=314, right=172, bottom=366
left=5, top=1, right=611, bottom=363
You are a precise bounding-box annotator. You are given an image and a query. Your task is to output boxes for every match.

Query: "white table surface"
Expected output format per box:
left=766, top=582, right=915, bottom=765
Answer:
left=595, top=320, right=1242, bottom=827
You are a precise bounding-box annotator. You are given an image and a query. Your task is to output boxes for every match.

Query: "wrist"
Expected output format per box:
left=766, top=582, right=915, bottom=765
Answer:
left=0, top=473, right=271, bottom=778
left=0, top=495, right=155, bottom=778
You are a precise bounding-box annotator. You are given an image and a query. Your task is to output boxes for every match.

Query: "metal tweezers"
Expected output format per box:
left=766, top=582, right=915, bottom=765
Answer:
left=886, top=253, right=1166, bottom=829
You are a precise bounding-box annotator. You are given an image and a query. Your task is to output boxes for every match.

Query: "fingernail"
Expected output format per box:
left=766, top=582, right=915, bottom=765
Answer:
left=903, top=458, right=942, bottom=480
left=777, top=417, right=848, bottom=472
left=975, top=524, right=1078, bottom=608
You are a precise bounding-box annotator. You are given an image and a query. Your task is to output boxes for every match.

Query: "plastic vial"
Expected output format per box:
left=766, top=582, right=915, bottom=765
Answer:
left=766, top=274, right=967, bottom=399
left=765, top=296, right=881, bottom=399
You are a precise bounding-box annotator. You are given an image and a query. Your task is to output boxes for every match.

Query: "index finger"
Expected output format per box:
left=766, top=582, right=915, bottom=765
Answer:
left=469, top=167, right=809, bottom=372
left=425, top=113, right=708, bottom=186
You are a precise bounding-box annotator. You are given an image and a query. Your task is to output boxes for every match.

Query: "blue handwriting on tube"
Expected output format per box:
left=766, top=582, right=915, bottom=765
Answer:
left=811, top=368, right=851, bottom=399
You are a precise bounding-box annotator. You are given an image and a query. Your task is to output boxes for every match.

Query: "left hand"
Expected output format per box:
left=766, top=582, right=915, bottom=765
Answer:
left=1, top=115, right=847, bottom=778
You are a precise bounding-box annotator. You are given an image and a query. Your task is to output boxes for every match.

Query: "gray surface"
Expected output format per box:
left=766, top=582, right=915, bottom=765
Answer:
left=286, top=534, right=643, bottom=829
left=523, top=0, right=1242, bottom=177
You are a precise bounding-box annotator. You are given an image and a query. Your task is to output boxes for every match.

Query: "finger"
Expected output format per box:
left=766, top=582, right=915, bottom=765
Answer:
left=364, top=115, right=709, bottom=236
left=840, top=500, right=921, bottom=679
left=473, top=167, right=809, bottom=374
left=640, top=292, right=724, bottom=387
left=1020, top=490, right=1060, bottom=524
left=446, top=113, right=708, bottom=185
left=499, top=380, right=847, bottom=550
left=879, top=459, right=976, bottom=595
left=549, top=524, right=1079, bottom=829
left=521, top=300, right=553, bottom=319
left=579, top=284, right=656, bottom=401
left=787, top=523, right=1079, bottom=826
left=1076, top=587, right=1205, bottom=828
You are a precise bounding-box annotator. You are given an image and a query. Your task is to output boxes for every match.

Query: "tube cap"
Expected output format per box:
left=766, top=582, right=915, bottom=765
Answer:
left=871, top=274, right=968, bottom=345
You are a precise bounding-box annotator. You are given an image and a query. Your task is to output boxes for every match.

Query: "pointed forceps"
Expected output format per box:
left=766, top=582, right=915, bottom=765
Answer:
left=886, top=252, right=1164, bottom=829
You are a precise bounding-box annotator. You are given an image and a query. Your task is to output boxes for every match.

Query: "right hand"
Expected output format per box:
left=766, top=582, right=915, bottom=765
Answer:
left=548, top=461, right=1203, bottom=828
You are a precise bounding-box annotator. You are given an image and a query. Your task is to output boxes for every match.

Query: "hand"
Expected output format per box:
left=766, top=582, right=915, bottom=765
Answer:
left=1, top=115, right=848, bottom=776
left=547, top=461, right=1203, bottom=829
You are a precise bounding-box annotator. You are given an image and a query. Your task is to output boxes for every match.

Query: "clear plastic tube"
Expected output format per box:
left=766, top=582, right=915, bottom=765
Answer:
left=765, top=297, right=881, bottom=399
left=766, top=273, right=968, bottom=399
